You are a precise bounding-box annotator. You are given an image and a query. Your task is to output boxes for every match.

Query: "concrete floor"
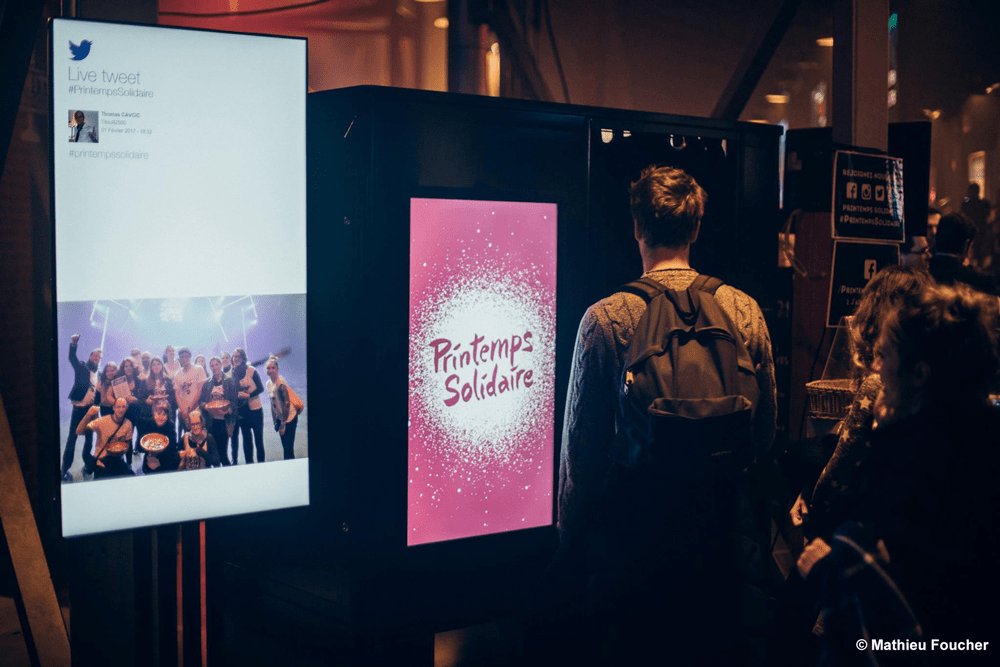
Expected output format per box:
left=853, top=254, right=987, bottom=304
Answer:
left=0, top=596, right=30, bottom=667
left=0, top=593, right=516, bottom=667
left=0, top=596, right=71, bottom=667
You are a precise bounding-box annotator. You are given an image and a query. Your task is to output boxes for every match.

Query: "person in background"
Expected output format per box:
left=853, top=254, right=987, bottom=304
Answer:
left=95, top=361, right=119, bottom=416
left=137, top=357, right=176, bottom=441
left=791, top=265, right=931, bottom=537
left=62, top=334, right=100, bottom=482
left=76, top=398, right=133, bottom=479
left=200, top=356, right=238, bottom=466
left=231, top=348, right=266, bottom=464
left=173, top=347, right=207, bottom=437
left=178, top=410, right=220, bottom=470
left=141, top=403, right=180, bottom=475
left=194, top=354, right=209, bottom=378
left=926, top=207, right=941, bottom=248
left=979, top=208, right=1000, bottom=293
left=114, top=358, right=141, bottom=466
left=961, top=182, right=991, bottom=231
left=138, top=351, right=152, bottom=381
left=265, top=357, right=299, bottom=460
left=928, top=212, right=995, bottom=294
left=798, top=284, right=1000, bottom=664
left=220, top=351, right=233, bottom=376
left=163, top=345, right=180, bottom=378
left=130, top=348, right=143, bottom=376
left=900, top=235, right=931, bottom=270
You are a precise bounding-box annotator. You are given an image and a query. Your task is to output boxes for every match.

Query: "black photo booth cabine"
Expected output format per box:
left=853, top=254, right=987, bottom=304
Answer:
left=206, top=86, right=782, bottom=664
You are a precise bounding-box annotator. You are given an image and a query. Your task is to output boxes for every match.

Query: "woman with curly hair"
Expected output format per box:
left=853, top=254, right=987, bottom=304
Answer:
left=95, top=360, right=119, bottom=417
left=792, top=265, right=931, bottom=536
left=137, top=357, right=176, bottom=437
left=163, top=344, right=180, bottom=378
left=114, top=357, right=142, bottom=465
left=799, top=284, right=1000, bottom=660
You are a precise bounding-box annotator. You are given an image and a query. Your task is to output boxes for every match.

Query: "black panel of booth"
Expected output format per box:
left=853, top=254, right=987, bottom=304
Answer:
left=209, top=87, right=781, bottom=651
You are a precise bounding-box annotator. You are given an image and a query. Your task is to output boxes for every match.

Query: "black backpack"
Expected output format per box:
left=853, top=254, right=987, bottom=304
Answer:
left=609, top=274, right=759, bottom=477
left=585, top=276, right=764, bottom=643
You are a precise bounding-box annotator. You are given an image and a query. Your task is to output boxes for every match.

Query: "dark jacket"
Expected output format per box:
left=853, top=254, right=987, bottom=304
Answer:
left=928, top=253, right=996, bottom=294
left=180, top=432, right=221, bottom=468
left=199, top=374, right=239, bottom=431
left=817, top=403, right=1000, bottom=664
left=113, top=369, right=142, bottom=422
left=136, top=375, right=176, bottom=423
left=141, top=420, right=180, bottom=474
left=67, top=343, right=97, bottom=401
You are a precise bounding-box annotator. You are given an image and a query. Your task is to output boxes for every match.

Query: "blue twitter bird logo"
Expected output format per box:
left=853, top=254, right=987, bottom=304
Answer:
left=69, top=40, right=92, bottom=60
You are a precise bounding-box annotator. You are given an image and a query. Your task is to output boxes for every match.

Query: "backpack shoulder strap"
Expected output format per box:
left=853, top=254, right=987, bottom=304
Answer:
left=618, top=277, right=668, bottom=303
left=689, top=274, right=725, bottom=295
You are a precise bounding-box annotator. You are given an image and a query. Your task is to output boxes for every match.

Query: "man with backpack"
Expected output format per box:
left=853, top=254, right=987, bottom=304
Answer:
left=556, top=165, right=776, bottom=662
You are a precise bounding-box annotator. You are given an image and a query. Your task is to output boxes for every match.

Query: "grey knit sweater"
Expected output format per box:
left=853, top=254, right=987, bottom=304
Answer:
left=557, top=268, right=777, bottom=537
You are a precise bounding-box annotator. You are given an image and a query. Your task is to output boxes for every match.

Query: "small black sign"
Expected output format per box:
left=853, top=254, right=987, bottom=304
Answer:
left=827, top=240, right=900, bottom=327
left=831, top=150, right=904, bottom=242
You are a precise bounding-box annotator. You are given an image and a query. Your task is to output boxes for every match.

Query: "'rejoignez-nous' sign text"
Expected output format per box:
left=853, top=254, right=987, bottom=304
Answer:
left=831, top=150, right=904, bottom=242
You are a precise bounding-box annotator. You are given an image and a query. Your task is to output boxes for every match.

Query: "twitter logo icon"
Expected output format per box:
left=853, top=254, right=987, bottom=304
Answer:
left=69, top=40, right=92, bottom=60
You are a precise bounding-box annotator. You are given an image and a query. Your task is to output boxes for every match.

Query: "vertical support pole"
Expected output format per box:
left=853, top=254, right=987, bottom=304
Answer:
left=180, top=521, right=205, bottom=667
left=447, top=0, right=483, bottom=95
left=199, top=521, right=207, bottom=665
left=69, top=532, right=136, bottom=666
left=134, top=529, right=155, bottom=666
left=205, top=519, right=225, bottom=667
left=156, top=526, right=178, bottom=667
left=833, top=0, right=889, bottom=151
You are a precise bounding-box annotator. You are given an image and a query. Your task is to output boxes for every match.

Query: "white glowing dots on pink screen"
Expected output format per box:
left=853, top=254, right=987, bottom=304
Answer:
left=407, top=199, right=557, bottom=545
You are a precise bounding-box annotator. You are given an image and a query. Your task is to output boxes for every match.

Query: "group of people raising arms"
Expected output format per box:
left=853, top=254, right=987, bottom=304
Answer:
left=61, top=336, right=303, bottom=482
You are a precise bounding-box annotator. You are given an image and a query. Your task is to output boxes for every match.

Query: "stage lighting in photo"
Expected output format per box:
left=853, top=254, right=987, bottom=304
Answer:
left=106, top=300, right=143, bottom=330
left=89, top=300, right=140, bottom=350
left=160, top=299, right=186, bottom=323
left=89, top=302, right=108, bottom=329
left=242, top=299, right=258, bottom=325
left=241, top=299, right=258, bottom=351
left=202, top=295, right=259, bottom=350
left=69, top=295, right=284, bottom=386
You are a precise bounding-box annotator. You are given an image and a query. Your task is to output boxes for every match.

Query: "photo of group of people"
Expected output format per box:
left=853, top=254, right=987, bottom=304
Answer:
left=58, top=294, right=307, bottom=483
left=68, top=109, right=99, bottom=143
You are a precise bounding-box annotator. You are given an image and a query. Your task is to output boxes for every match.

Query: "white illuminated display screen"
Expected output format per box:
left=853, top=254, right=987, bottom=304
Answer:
left=51, top=19, right=308, bottom=537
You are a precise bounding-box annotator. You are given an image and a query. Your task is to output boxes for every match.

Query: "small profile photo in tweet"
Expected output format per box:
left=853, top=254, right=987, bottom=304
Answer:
left=69, top=110, right=99, bottom=143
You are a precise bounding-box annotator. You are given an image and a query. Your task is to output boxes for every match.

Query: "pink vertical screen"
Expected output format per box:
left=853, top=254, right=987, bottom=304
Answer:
left=408, top=198, right=557, bottom=546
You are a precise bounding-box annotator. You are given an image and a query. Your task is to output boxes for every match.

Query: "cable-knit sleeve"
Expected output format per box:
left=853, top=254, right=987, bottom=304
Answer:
left=746, top=297, right=777, bottom=460
left=721, top=287, right=777, bottom=460
left=557, top=304, right=619, bottom=540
